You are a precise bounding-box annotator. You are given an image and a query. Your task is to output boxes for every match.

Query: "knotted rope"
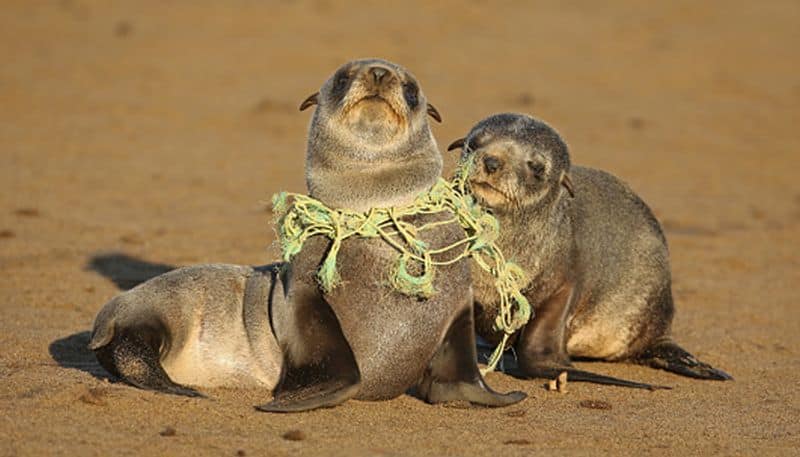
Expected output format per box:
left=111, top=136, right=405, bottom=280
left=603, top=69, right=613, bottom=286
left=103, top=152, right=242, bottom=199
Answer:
left=271, top=158, right=532, bottom=373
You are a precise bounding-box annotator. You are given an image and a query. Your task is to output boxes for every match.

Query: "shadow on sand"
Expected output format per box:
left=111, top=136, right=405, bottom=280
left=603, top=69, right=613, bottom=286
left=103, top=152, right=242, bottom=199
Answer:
left=48, top=331, right=111, bottom=380
left=85, top=251, right=175, bottom=290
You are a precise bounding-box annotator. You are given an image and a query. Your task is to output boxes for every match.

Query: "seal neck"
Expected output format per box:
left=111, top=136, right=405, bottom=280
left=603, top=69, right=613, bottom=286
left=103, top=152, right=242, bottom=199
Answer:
left=305, top=123, right=443, bottom=212
left=495, top=190, right=572, bottom=272
left=307, top=154, right=442, bottom=212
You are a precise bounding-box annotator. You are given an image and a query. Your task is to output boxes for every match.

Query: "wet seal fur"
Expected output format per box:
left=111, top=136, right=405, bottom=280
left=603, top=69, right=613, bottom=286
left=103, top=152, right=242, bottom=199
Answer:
left=449, top=113, right=732, bottom=388
left=89, top=264, right=285, bottom=396
left=255, top=59, right=526, bottom=412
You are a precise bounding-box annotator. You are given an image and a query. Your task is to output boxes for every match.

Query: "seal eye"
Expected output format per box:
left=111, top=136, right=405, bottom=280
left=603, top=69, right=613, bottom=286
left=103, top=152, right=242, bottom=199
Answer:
left=403, top=82, right=419, bottom=110
left=527, top=161, right=546, bottom=180
left=332, top=70, right=350, bottom=94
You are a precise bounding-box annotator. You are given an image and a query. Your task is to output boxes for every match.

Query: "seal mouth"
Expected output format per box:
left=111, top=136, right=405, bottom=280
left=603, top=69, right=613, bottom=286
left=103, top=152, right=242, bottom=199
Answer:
left=356, top=93, right=398, bottom=112
left=348, top=92, right=406, bottom=127
left=361, top=94, right=385, bottom=102
left=469, top=180, right=513, bottom=206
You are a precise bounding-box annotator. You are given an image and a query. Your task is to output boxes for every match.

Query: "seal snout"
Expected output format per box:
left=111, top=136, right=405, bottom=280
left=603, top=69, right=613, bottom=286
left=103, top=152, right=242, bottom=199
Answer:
left=467, top=152, right=511, bottom=207
left=369, top=66, right=389, bottom=84
left=360, top=64, right=397, bottom=93
left=348, top=64, right=402, bottom=113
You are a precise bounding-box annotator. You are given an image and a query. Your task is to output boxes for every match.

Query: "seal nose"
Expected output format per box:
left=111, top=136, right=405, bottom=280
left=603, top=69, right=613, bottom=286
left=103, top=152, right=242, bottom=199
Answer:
left=483, top=156, right=502, bottom=174
left=369, top=67, right=389, bottom=84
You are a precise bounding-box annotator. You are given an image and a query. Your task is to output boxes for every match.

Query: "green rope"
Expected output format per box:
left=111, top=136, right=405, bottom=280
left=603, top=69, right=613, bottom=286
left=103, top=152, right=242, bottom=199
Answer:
left=271, top=158, right=532, bottom=373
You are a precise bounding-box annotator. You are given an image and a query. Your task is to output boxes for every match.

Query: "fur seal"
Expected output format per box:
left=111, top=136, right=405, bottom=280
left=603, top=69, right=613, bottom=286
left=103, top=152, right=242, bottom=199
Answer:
left=256, top=59, right=526, bottom=412
left=89, top=263, right=285, bottom=396
left=448, top=113, right=731, bottom=387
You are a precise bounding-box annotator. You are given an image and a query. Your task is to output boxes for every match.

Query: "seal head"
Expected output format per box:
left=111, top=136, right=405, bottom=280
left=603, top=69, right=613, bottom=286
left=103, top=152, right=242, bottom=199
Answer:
left=300, top=58, right=443, bottom=211
left=450, top=113, right=574, bottom=214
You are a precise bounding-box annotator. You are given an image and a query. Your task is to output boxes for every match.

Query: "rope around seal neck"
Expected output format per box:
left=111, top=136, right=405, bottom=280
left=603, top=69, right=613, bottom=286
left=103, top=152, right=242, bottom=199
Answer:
left=270, top=158, right=533, bottom=373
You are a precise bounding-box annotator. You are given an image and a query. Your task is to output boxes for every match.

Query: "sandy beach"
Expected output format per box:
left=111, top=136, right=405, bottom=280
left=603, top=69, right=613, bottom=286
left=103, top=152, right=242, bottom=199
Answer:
left=1, top=1, right=798, bottom=455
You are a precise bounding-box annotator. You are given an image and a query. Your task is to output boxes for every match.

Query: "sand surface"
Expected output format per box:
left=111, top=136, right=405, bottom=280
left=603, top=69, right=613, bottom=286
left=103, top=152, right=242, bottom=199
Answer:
left=1, top=1, right=799, bottom=455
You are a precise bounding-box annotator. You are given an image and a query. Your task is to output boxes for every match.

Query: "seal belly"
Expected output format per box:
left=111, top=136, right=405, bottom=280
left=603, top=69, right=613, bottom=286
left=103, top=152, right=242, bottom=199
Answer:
left=565, top=292, right=647, bottom=360
left=157, top=265, right=282, bottom=388
left=566, top=319, right=631, bottom=360
left=163, top=318, right=279, bottom=388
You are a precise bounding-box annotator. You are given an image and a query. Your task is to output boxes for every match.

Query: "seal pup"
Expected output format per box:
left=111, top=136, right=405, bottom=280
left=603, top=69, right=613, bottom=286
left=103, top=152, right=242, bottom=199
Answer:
left=89, top=263, right=286, bottom=396
left=256, top=59, right=526, bottom=412
left=448, top=113, right=731, bottom=386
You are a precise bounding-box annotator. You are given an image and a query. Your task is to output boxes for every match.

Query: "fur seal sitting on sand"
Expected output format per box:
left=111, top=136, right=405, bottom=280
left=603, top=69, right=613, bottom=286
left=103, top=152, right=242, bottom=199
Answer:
left=89, top=264, right=285, bottom=397
left=256, top=59, right=526, bottom=412
left=448, top=113, right=731, bottom=386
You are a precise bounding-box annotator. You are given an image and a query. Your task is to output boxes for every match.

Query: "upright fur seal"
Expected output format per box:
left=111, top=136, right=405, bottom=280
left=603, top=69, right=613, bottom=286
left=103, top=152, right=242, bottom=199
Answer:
left=89, top=264, right=285, bottom=396
left=256, top=59, right=526, bottom=412
left=448, top=113, right=731, bottom=386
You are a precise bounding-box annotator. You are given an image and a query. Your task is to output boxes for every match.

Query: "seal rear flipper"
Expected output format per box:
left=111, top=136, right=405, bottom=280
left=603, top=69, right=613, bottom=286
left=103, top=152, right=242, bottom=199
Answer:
left=512, top=365, right=671, bottom=391
left=256, top=273, right=360, bottom=413
left=93, top=324, right=204, bottom=398
left=637, top=339, right=733, bottom=381
left=88, top=321, right=114, bottom=351
left=88, top=298, right=121, bottom=350
left=418, top=309, right=526, bottom=407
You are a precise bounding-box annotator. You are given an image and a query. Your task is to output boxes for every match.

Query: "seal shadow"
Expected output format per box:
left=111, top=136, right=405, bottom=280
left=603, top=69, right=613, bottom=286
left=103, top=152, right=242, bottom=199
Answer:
left=48, top=331, right=111, bottom=380
left=477, top=338, right=520, bottom=373
left=86, top=251, right=176, bottom=290
left=476, top=343, right=640, bottom=377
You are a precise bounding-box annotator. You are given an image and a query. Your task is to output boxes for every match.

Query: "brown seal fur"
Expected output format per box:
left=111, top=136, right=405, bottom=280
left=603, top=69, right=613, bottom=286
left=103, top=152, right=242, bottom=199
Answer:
left=449, top=113, right=731, bottom=387
left=255, top=59, right=526, bottom=412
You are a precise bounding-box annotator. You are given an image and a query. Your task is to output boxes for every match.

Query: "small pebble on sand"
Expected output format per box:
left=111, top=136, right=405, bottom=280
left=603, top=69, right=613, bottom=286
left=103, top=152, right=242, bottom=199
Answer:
left=504, top=439, right=532, bottom=446
left=557, top=371, right=568, bottom=393
left=282, top=430, right=306, bottom=441
left=78, top=387, right=108, bottom=406
left=546, top=371, right=569, bottom=393
left=579, top=399, right=613, bottom=410
left=13, top=208, right=40, bottom=217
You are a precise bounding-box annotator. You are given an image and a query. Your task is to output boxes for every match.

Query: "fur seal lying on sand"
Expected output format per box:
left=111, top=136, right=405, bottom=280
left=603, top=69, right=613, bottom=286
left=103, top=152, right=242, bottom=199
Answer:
left=256, top=59, right=526, bottom=412
left=89, top=264, right=285, bottom=397
left=448, top=113, right=731, bottom=387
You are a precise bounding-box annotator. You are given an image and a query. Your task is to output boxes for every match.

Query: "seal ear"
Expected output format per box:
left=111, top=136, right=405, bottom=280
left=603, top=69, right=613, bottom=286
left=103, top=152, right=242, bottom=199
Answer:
left=426, top=103, right=442, bottom=123
left=299, top=92, right=319, bottom=111
left=560, top=172, right=575, bottom=198
left=447, top=137, right=465, bottom=152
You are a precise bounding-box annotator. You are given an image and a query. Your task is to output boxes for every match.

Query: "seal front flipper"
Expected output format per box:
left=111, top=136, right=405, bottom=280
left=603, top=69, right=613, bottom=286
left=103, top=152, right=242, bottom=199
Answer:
left=92, top=322, right=204, bottom=398
left=256, top=272, right=360, bottom=413
left=636, top=339, right=732, bottom=381
left=255, top=378, right=360, bottom=413
left=418, top=309, right=526, bottom=407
